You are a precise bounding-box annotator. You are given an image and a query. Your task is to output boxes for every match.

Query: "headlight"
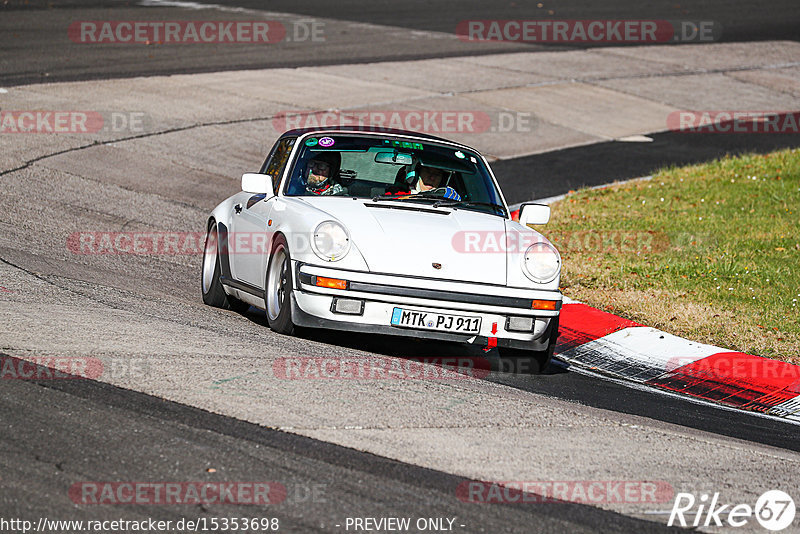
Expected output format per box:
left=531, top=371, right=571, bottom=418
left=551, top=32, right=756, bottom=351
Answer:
left=311, top=220, right=350, bottom=261
left=522, top=242, right=561, bottom=283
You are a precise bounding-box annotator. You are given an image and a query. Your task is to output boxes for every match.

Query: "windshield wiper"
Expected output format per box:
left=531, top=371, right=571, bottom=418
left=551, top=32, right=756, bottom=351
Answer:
left=370, top=194, right=438, bottom=203
left=431, top=199, right=508, bottom=216
left=371, top=195, right=407, bottom=202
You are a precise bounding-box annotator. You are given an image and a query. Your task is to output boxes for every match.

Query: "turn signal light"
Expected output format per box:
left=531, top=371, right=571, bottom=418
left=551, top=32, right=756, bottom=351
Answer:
left=531, top=299, right=557, bottom=311
left=315, top=276, right=349, bottom=290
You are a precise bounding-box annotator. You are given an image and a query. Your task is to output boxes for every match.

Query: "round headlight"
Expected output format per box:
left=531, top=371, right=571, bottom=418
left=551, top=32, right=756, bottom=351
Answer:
left=522, top=242, right=561, bottom=283
left=311, top=220, right=350, bottom=261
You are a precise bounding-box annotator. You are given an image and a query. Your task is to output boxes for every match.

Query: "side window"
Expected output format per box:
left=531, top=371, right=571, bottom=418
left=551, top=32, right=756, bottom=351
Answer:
left=261, top=137, right=296, bottom=193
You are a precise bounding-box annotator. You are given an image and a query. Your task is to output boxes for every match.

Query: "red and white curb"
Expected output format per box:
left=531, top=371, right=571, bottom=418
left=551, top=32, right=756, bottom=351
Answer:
left=555, top=297, right=800, bottom=423
left=510, top=186, right=799, bottom=422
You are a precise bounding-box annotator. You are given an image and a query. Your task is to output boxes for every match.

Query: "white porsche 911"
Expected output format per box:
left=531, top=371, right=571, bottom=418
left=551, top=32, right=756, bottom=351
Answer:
left=202, top=127, right=562, bottom=371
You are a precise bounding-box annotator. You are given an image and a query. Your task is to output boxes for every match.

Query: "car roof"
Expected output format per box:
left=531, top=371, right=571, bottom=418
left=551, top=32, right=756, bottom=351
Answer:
left=280, top=126, right=457, bottom=144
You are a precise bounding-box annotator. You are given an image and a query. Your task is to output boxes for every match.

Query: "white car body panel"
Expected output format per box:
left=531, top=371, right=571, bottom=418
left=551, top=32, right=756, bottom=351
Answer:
left=206, top=128, right=562, bottom=351
left=297, top=196, right=507, bottom=285
left=228, top=192, right=275, bottom=287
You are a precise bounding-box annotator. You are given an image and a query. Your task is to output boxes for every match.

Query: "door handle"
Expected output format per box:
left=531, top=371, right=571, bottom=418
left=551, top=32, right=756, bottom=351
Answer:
left=234, top=203, right=242, bottom=214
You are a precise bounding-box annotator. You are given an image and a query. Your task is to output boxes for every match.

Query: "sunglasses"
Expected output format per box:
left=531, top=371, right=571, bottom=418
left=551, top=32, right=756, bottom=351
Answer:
left=309, top=161, right=331, bottom=173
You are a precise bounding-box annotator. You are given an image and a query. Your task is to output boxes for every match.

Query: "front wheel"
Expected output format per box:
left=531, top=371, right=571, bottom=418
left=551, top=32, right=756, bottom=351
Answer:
left=201, top=221, right=249, bottom=313
left=265, top=234, right=295, bottom=335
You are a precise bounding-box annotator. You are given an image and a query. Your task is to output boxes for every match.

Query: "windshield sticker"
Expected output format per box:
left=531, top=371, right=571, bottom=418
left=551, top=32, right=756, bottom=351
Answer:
left=455, top=150, right=465, bottom=159
left=383, top=139, right=424, bottom=150
left=305, top=137, right=318, bottom=146
left=318, top=136, right=335, bottom=147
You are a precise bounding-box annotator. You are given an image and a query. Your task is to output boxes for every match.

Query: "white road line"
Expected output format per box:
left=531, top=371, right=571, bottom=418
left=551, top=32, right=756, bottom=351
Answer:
left=139, top=0, right=261, bottom=13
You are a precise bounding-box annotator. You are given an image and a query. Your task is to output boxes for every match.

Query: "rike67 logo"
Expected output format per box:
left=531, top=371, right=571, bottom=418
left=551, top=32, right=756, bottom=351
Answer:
left=668, top=490, right=795, bottom=531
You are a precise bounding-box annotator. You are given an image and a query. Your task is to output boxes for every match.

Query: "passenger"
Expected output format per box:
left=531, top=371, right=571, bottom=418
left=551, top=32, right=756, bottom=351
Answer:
left=409, top=165, right=461, bottom=200
left=305, top=152, right=346, bottom=196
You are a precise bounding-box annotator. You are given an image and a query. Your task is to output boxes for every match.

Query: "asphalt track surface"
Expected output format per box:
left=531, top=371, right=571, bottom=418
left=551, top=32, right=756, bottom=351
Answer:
left=204, top=0, right=799, bottom=41
left=283, top=328, right=800, bottom=453
left=1, top=0, right=799, bottom=85
left=2, top=1, right=800, bottom=533
left=2, top=356, right=677, bottom=533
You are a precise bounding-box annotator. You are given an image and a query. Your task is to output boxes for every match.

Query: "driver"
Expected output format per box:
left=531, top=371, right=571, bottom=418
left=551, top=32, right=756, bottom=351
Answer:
left=410, top=165, right=461, bottom=200
left=305, top=152, right=346, bottom=196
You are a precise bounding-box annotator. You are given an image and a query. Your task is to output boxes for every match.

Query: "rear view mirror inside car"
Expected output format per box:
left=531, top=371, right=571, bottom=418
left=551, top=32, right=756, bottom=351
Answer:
left=374, top=151, right=413, bottom=165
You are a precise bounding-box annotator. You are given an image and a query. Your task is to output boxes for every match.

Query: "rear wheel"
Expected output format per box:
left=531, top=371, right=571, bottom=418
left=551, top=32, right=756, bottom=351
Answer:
left=499, top=316, right=559, bottom=374
left=201, top=220, right=249, bottom=313
left=265, top=234, right=295, bottom=335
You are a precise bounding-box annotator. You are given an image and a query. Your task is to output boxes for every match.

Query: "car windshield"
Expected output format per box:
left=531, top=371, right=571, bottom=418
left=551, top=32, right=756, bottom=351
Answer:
left=284, top=134, right=507, bottom=217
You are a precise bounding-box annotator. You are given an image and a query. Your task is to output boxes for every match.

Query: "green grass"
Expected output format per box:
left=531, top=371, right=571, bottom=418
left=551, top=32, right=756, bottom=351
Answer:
left=546, top=148, right=800, bottom=362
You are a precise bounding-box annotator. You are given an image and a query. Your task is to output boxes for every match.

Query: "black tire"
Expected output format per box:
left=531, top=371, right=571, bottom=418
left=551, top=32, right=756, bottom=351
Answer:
left=201, top=220, right=250, bottom=313
left=265, top=234, right=295, bottom=335
left=499, top=316, right=559, bottom=374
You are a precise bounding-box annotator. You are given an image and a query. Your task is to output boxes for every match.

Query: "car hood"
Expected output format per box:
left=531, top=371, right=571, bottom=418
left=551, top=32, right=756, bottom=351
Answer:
left=299, top=197, right=507, bottom=285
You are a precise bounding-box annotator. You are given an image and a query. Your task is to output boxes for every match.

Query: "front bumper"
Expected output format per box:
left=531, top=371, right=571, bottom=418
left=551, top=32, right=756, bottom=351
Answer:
left=291, top=262, right=561, bottom=350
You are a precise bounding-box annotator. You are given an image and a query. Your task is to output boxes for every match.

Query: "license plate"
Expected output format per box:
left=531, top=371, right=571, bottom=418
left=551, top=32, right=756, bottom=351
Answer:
left=390, top=307, right=481, bottom=334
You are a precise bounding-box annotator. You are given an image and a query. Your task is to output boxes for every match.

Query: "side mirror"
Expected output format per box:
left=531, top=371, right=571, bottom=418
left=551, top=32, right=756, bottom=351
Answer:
left=241, top=173, right=274, bottom=196
left=519, top=203, right=551, bottom=226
